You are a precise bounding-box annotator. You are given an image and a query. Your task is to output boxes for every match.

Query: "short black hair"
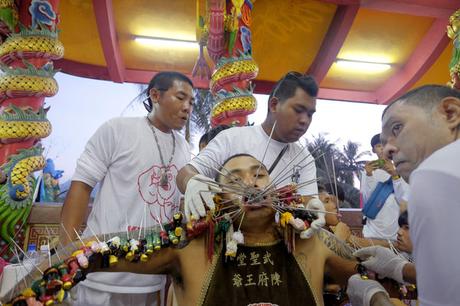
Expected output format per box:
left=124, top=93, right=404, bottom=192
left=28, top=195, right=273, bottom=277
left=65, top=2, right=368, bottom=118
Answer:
left=267, top=72, right=318, bottom=111
left=324, top=182, right=345, bottom=202
left=144, top=71, right=194, bottom=112
left=398, top=210, right=409, bottom=227
left=383, top=85, right=460, bottom=118
left=216, top=154, right=266, bottom=182
left=199, top=125, right=231, bottom=148
left=370, top=133, right=381, bottom=148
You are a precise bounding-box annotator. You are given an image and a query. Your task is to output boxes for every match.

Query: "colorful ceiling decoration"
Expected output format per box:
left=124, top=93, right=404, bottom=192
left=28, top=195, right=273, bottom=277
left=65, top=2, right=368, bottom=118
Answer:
left=54, top=0, right=460, bottom=104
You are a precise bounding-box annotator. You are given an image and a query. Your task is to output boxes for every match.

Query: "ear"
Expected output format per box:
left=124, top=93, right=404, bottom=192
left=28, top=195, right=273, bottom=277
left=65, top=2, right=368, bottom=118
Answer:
left=149, top=88, right=162, bottom=105
left=438, top=97, right=460, bottom=131
left=268, top=97, right=279, bottom=114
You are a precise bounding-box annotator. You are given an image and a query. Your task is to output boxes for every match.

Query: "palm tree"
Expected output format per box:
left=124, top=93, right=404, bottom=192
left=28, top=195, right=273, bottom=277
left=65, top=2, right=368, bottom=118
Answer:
left=307, top=134, right=363, bottom=208
left=184, top=89, right=215, bottom=143
left=307, top=133, right=339, bottom=174
left=307, top=133, right=350, bottom=184
left=190, top=89, right=215, bottom=134
left=339, top=140, right=370, bottom=181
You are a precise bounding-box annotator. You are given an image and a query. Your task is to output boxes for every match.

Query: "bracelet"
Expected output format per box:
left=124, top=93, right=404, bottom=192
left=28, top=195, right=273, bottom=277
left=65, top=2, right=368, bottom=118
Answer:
left=392, top=175, right=400, bottom=180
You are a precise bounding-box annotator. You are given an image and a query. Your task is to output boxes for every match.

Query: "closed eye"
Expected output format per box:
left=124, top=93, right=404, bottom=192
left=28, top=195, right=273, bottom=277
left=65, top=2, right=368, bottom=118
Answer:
left=254, top=173, right=266, bottom=178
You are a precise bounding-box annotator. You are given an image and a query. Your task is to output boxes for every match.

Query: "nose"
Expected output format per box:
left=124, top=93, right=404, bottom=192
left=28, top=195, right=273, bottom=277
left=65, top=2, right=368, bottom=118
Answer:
left=182, top=99, right=193, bottom=114
left=383, top=142, right=397, bottom=160
left=242, top=173, right=260, bottom=188
left=298, top=113, right=311, bottom=127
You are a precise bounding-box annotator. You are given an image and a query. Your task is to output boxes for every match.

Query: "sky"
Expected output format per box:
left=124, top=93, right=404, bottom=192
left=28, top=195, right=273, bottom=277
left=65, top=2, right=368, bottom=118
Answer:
left=42, top=72, right=386, bottom=182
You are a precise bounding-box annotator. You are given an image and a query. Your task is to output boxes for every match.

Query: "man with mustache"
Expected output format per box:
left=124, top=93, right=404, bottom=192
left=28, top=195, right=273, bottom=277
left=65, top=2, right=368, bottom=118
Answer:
left=60, top=72, right=194, bottom=306
left=347, top=85, right=460, bottom=306
left=177, top=72, right=324, bottom=238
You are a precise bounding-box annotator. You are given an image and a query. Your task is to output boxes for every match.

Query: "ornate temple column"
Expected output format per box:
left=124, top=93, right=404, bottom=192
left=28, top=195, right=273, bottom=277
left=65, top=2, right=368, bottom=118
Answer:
left=0, top=0, right=63, bottom=260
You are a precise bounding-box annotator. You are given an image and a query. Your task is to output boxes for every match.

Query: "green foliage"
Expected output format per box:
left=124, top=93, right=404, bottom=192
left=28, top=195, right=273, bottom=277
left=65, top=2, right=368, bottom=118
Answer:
left=190, top=89, right=215, bottom=134
left=308, top=133, right=370, bottom=208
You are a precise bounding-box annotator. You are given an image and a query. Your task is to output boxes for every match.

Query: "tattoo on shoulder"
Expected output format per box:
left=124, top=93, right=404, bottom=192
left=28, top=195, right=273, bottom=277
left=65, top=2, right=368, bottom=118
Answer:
left=316, top=229, right=355, bottom=260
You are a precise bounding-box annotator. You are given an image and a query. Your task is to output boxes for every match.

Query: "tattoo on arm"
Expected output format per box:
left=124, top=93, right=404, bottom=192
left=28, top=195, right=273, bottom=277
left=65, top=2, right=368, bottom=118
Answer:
left=316, top=229, right=355, bottom=260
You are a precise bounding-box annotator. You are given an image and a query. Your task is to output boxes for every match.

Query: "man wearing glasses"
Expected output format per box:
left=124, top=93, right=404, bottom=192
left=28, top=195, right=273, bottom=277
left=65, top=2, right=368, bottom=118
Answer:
left=177, top=71, right=323, bottom=237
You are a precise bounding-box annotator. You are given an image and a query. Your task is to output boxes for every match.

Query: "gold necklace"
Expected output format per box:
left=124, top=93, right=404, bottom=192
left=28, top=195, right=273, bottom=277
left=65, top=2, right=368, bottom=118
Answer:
left=244, top=239, right=282, bottom=247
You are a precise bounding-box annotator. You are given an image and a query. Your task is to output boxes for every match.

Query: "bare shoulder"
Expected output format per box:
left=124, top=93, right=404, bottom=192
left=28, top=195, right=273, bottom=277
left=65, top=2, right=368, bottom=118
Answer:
left=294, top=234, right=327, bottom=268
left=177, top=237, right=212, bottom=269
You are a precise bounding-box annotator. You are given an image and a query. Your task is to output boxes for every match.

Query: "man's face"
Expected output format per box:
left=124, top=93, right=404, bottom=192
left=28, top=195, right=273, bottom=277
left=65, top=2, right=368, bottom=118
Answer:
left=372, top=143, right=384, bottom=159
left=319, top=191, right=340, bottom=226
left=381, top=102, right=453, bottom=181
left=152, top=80, right=194, bottom=130
left=397, top=225, right=413, bottom=253
left=271, top=87, right=316, bottom=143
left=219, top=155, right=273, bottom=220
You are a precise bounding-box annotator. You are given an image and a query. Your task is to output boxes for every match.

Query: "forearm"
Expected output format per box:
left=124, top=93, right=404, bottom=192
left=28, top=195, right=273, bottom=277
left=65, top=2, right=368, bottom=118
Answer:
left=402, top=263, right=416, bottom=284
left=370, top=292, right=395, bottom=306
left=176, top=165, right=198, bottom=193
left=60, top=181, right=92, bottom=245
left=348, top=235, right=390, bottom=248
left=88, top=248, right=176, bottom=276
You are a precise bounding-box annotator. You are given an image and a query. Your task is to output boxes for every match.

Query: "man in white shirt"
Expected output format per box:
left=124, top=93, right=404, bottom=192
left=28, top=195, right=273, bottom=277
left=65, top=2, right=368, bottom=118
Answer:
left=59, top=72, right=194, bottom=306
left=176, top=72, right=324, bottom=238
left=360, top=134, right=409, bottom=240
left=347, top=85, right=460, bottom=306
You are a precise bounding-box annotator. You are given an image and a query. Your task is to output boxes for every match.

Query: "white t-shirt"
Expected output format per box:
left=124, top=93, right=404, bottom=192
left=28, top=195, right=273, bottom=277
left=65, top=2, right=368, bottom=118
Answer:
left=360, top=169, right=409, bottom=240
left=189, top=125, right=318, bottom=196
left=409, top=139, right=460, bottom=306
left=73, top=117, right=190, bottom=293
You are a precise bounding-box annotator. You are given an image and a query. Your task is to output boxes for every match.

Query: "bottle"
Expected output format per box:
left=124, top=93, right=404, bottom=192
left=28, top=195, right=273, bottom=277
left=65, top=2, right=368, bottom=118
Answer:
left=39, top=244, right=50, bottom=263
left=26, top=243, right=40, bottom=264
left=24, top=243, right=40, bottom=266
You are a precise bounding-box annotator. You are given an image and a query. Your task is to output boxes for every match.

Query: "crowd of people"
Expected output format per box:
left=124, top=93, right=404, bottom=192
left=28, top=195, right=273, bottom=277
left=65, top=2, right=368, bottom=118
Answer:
left=52, top=70, right=460, bottom=306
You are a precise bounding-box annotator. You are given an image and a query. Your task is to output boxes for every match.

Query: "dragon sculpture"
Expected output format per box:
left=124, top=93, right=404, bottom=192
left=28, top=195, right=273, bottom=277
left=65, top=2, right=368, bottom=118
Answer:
left=448, top=9, right=460, bottom=89
left=194, top=0, right=258, bottom=127
left=0, top=0, right=62, bottom=261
